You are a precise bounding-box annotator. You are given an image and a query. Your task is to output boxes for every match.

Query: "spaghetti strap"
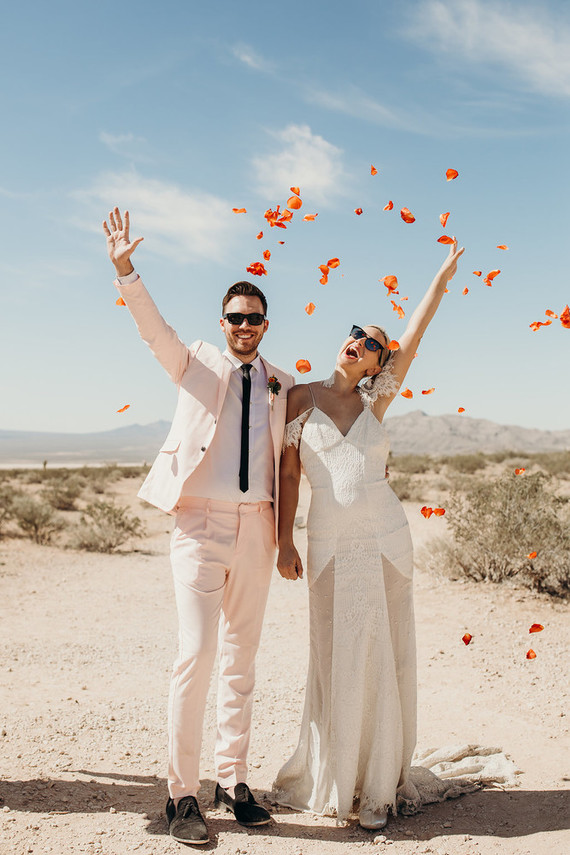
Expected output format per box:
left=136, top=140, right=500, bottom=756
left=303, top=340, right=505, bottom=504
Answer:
left=307, top=383, right=317, bottom=408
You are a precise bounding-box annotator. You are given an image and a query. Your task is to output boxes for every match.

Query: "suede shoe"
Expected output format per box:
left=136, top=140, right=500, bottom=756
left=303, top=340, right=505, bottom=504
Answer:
left=214, top=782, right=271, bottom=826
left=166, top=795, right=209, bottom=844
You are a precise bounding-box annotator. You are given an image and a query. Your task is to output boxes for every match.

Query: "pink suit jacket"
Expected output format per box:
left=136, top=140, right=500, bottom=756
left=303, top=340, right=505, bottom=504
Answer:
left=116, top=277, right=295, bottom=520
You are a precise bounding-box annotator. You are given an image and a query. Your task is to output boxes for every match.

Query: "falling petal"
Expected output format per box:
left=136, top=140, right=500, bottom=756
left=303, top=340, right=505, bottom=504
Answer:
left=354, top=208, right=363, bottom=216
left=382, top=275, right=399, bottom=294
left=290, top=186, right=300, bottom=195
left=388, top=340, right=400, bottom=351
left=256, top=231, right=263, bottom=240
left=246, top=262, right=268, bottom=277
left=514, top=468, right=526, bottom=475
left=278, top=240, right=285, bottom=245
left=319, top=275, right=328, bottom=285
left=440, top=212, right=450, bottom=227
left=116, top=297, right=126, bottom=306
left=296, top=359, right=311, bottom=374
left=263, top=250, right=271, bottom=261
left=391, top=300, right=405, bottom=319
left=487, top=269, right=501, bottom=281
left=529, top=320, right=552, bottom=331
left=462, top=633, right=472, bottom=645
left=526, top=649, right=537, bottom=660
left=232, top=207, right=247, bottom=213
left=305, top=302, right=316, bottom=316
left=400, top=207, right=415, bottom=224
left=303, top=213, right=318, bottom=221
left=116, top=404, right=130, bottom=413
left=497, top=245, right=508, bottom=250
left=446, top=168, right=459, bottom=181
left=437, top=235, right=455, bottom=244
left=458, top=407, right=465, bottom=413
left=327, top=257, right=340, bottom=269
left=433, top=507, right=446, bottom=516
left=545, top=310, right=558, bottom=319
left=371, top=165, right=378, bottom=175
left=560, top=305, right=570, bottom=328
left=527, top=551, right=537, bottom=560
left=319, top=265, right=330, bottom=276
left=401, top=296, right=409, bottom=301
left=287, top=195, right=302, bottom=210
left=422, top=388, right=435, bottom=395
left=462, top=287, right=469, bottom=295
left=383, top=201, right=394, bottom=211
left=420, top=506, right=433, bottom=518
left=472, top=271, right=482, bottom=277
left=401, top=388, right=413, bottom=399
left=529, top=623, right=544, bottom=634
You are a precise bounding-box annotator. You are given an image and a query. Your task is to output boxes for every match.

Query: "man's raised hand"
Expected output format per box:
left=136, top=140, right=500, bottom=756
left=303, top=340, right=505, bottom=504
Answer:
left=103, top=207, right=144, bottom=277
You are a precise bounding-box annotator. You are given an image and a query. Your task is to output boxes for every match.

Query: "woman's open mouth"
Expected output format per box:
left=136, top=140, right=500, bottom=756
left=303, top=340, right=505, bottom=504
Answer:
left=344, top=344, right=359, bottom=359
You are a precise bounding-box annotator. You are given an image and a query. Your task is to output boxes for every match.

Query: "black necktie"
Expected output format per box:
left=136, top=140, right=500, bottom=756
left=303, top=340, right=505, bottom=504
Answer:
left=239, top=364, right=252, bottom=492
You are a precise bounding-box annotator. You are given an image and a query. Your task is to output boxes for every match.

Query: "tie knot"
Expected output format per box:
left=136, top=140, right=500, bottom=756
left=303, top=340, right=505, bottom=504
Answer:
left=241, top=364, right=252, bottom=376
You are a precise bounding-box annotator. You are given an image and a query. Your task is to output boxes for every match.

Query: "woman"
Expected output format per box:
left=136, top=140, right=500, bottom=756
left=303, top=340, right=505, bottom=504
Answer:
left=274, top=240, right=465, bottom=829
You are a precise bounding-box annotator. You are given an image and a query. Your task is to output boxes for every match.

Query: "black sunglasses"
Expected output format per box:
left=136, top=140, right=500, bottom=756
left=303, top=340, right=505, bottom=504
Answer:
left=350, top=325, right=385, bottom=354
left=223, top=312, right=266, bottom=326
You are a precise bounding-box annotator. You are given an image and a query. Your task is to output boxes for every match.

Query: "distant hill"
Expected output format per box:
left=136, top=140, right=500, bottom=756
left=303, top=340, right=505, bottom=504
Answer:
left=0, top=412, right=568, bottom=467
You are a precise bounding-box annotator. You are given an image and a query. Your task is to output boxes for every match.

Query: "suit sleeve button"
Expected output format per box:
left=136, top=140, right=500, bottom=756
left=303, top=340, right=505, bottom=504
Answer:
left=201, top=446, right=206, bottom=452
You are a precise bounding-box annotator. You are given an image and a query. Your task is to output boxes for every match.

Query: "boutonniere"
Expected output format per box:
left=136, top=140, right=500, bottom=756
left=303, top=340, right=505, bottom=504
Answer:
left=267, top=375, right=282, bottom=409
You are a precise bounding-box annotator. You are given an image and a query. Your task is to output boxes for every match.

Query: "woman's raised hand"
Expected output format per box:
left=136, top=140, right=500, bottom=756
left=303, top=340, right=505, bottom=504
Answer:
left=103, top=207, right=144, bottom=276
left=439, top=237, right=465, bottom=282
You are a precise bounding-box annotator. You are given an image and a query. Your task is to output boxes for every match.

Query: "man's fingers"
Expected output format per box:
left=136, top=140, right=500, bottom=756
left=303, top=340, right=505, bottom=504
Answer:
left=114, top=207, right=123, bottom=232
left=131, top=236, right=144, bottom=250
left=108, top=210, right=117, bottom=231
left=102, top=220, right=111, bottom=236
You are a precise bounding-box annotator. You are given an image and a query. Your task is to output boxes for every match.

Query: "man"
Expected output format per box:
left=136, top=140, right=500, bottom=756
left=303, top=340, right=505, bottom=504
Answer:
left=103, top=208, right=294, bottom=845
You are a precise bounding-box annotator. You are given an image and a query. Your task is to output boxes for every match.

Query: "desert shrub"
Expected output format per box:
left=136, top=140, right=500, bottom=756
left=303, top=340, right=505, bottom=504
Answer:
left=440, top=453, right=487, bottom=474
left=389, top=475, right=431, bottom=503
left=420, top=471, right=570, bottom=597
left=390, top=454, right=434, bottom=475
left=0, top=484, right=24, bottom=537
left=117, top=464, right=150, bottom=479
left=532, top=451, right=570, bottom=478
left=69, top=501, right=145, bottom=553
left=42, top=474, right=86, bottom=510
left=12, top=495, right=66, bottom=544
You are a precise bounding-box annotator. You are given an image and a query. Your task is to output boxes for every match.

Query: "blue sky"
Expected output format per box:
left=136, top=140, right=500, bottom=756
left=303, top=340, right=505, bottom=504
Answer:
left=1, top=0, right=569, bottom=434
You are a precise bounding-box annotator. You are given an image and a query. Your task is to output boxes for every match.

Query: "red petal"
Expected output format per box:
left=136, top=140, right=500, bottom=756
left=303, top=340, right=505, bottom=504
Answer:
left=514, top=468, right=526, bottom=475
left=371, top=165, right=378, bottom=175
left=529, top=320, right=552, bottom=330
left=319, top=265, right=330, bottom=275
left=400, top=207, right=415, bottom=224
left=560, top=305, right=570, bottom=328
left=115, top=296, right=126, bottom=306
left=246, top=262, right=268, bottom=276
left=462, top=633, right=472, bottom=645
left=487, top=269, right=501, bottom=280
left=256, top=231, right=263, bottom=240
left=462, top=287, right=469, bottom=295
left=305, top=302, right=316, bottom=316
left=383, top=201, right=394, bottom=211
left=446, top=168, right=459, bottom=181
left=529, top=623, right=544, bottom=634
left=472, top=270, right=482, bottom=276
left=296, top=359, right=311, bottom=374
left=437, top=235, right=455, bottom=244
left=319, top=275, right=328, bottom=285
left=354, top=208, right=363, bottom=215
left=382, top=275, right=399, bottom=294
left=116, top=404, right=130, bottom=413
left=421, top=388, right=435, bottom=395
left=545, top=309, right=558, bottom=319
left=327, top=258, right=340, bottom=269
left=290, top=186, right=300, bottom=195
left=278, top=240, right=285, bottom=244
left=390, top=300, right=405, bottom=319
left=420, top=506, right=433, bottom=518
left=433, top=507, right=446, bottom=516
left=287, top=195, right=302, bottom=210
left=401, top=388, right=413, bottom=399
left=527, top=551, right=537, bottom=560
left=232, top=207, right=247, bottom=213
left=497, top=245, right=508, bottom=250
left=388, top=340, right=400, bottom=350
left=303, top=213, right=317, bottom=221
left=439, top=212, right=450, bottom=227
left=458, top=407, right=465, bottom=413
left=526, top=649, right=537, bottom=660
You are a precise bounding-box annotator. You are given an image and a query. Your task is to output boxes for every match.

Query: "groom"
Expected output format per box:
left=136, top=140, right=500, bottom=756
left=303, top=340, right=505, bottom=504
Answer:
left=103, top=208, right=294, bottom=845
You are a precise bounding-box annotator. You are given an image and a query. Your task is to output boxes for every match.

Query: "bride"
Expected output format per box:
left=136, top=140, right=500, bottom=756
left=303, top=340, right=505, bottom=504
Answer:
left=274, top=239, right=464, bottom=829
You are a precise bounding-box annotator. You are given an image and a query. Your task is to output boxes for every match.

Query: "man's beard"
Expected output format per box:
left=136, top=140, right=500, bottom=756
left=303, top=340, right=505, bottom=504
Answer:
left=228, top=332, right=261, bottom=356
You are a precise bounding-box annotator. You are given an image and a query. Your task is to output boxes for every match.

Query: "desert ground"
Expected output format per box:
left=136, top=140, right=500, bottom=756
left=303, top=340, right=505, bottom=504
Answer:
left=1, top=474, right=568, bottom=855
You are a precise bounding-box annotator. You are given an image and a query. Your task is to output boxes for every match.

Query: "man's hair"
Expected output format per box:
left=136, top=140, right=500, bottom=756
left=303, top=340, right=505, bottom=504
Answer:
left=222, top=281, right=268, bottom=316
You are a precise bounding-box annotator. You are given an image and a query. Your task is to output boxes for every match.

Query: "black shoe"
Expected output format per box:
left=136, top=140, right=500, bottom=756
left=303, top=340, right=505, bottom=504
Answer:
left=214, top=782, right=271, bottom=826
left=166, top=796, right=209, bottom=844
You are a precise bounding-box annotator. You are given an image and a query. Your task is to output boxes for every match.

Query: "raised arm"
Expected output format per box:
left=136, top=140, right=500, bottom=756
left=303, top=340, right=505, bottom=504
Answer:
left=103, top=207, right=144, bottom=277
left=373, top=239, right=464, bottom=417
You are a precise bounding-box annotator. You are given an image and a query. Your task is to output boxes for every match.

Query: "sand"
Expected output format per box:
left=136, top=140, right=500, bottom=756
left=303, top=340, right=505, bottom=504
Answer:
left=1, top=476, right=568, bottom=854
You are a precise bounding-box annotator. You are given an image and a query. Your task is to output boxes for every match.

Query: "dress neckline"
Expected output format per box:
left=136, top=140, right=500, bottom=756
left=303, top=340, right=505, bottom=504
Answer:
left=295, top=405, right=385, bottom=440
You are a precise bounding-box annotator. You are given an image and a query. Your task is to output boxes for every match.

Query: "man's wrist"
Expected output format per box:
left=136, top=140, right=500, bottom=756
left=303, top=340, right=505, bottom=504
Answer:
left=114, top=260, right=135, bottom=278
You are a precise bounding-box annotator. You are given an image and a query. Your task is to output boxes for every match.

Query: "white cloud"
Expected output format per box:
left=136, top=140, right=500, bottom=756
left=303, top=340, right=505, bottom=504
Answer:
left=251, top=124, right=345, bottom=205
left=409, top=0, right=570, bottom=97
left=99, top=132, right=151, bottom=162
left=76, top=171, right=249, bottom=264
left=305, top=86, right=412, bottom=130
left=232, top=43, right=273, bottom=73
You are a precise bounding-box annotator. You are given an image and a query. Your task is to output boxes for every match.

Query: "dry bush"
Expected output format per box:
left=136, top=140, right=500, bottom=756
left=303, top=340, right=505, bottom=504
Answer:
left=390, top=454, right=435, bottom=475
left=420, top=471, right=570, bottom=597
left=440, top=452, right=487, bottom=475
left=0, top=484, right=24, bottom=538
left=42, top=474, right=86, bottom=511
left=389, top=475, right=430, bottom=503
left=12, top=495, right=66, bottom=544
left=69, top=501, right=145, bottom=553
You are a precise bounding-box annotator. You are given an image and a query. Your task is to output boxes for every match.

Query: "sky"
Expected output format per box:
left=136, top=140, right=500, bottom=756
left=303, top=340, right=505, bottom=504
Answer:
left=1, top=0, right=569, bottom=435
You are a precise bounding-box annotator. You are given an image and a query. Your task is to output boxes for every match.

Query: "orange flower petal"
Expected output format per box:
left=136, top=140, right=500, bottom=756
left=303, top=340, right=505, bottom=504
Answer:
left=354, top=208, right=363, bottom=215
left=318, top=265, right=330, bottom=276
left=382, top=275, right=399, bottom=294
left=433, top=507, right=446, bottom=516
left=390, top=300, right=405, bottom=319
left=514, top=468, right=526, bottom=475
left=446, top=168, right=459, bottom=181
left=545, top=309, right=558, bottom=319
left=246, top=261, right=268, bottom=276
left=262, top=250, right=271, bottom=261
left=529, top=320, right=552, bottom=331
left=296, top=359, right=311, bottom=374
left=497, top=245, right=508, bottom=250
left=487, top=269, right=501, bottom=280
left=401, top=296, right=408, bottom=301
left=383, top=201, right=394, bottom=211
left=458, top=407, right=465, bottom=413
left=440, top=212, right=450, bottom=227
left=560, top=305, right=570, bottom=328
left=303, top=213, right=317, bottom=221
left=472, top=270, right=482, bottom=276
left=526, top=649, right=537, bottom=660
left=401, top=388, right=413, bottom=399
left=327, top=257, right=340, bottom=269
left=290, top=186, right=300, bottom=195
left=256, top=231, right=263, bottom=240
left=319, top=275, right=328, bottom=285
left=462, top=287, right=469, bottom=295
left=529, top=623, right=544, bottom=634
left=527, top=551, right=537, bottom=560
left=287, top=195, right=302, bottom=210
left=371, top=165, right=378, bottom=175
left=116, top=404, right=130, bottom=413
left=305, top=302, right=316, bottom=316
left=116, top=296, right=126, bottom=306
left=400, top=207, right=415, bottom=224
left=388, top=340, right=400, bottom=351
left=437, top=235, right=455, bottom=244
left=462, top=633, right=472, bottom=645
left=422, top=388, right=435, bottom=395
left=278, top=240, right=285, bottom=245
left=420, top=506, right=433, bottom=518
left=232, top=207, right=247, bottom=213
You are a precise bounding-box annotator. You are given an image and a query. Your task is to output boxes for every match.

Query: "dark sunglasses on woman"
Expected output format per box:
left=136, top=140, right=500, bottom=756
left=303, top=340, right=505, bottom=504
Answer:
left=350, top=325, right=385, bottom=354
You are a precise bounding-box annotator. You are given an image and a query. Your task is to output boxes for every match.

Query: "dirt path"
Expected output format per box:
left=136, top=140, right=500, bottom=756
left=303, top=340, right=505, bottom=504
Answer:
left=1, top=478, right=568, bottom=854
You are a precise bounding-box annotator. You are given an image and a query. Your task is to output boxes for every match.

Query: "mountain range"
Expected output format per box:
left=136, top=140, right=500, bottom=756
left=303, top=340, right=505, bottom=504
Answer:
left=1, top=411, right=568, bottom=467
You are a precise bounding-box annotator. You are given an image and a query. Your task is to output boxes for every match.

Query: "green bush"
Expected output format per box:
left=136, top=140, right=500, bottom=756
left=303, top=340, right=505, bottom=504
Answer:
left=12, top=495, right=66, bottom=544
left=43, top=474, right=86, bottom=511
left=69, top=501, right=145, bottom=553
left=0, top=484, right=24, bottom=537
left=420, top=471, right=570, bottom=597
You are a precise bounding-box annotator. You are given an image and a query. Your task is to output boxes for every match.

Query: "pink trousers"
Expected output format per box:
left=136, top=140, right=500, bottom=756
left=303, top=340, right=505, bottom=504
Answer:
left=168, top=497, right=276, bottom=799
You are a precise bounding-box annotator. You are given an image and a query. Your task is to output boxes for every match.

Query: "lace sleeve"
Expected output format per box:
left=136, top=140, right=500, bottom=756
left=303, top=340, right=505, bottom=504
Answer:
left=282, top=409, right=312, bottom=451
left=358, top=358, right=401, bottom=407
